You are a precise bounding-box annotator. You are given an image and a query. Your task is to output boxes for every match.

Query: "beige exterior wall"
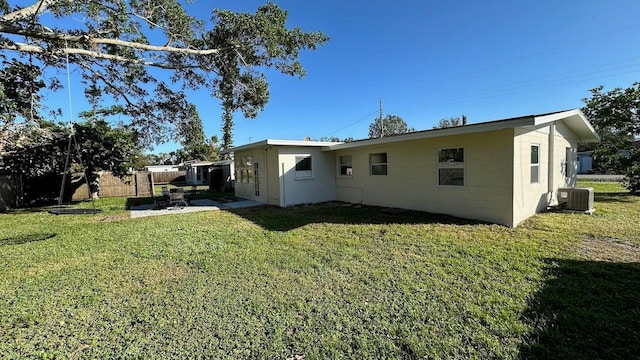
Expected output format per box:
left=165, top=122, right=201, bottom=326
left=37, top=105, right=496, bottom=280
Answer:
left=334, top=129, right=515, bottom=226
left=512, top=122, right=579, bottom=226
left=277, top=146, right=336, bottom=206
left=233, top=148, right=271, bottom=204
left=266, top=147, right=280, bottom=205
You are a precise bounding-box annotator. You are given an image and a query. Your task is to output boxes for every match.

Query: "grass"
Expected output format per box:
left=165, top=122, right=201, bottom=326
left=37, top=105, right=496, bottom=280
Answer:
left=0, top=182, right=638, bottom=358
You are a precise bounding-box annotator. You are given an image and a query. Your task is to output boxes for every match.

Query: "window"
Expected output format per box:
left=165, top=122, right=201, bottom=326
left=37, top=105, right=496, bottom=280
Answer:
left=370, top=153, right=387, bottom=175
left=295, top=156, right=312, bottom=178
left=235, top=155, right=253, bottom=183
left=340, top=155, right=353, bottom=176
left=438, top=148, right=464, bottom=186
left=565, top=147, right=575, bottom=179
left=531, top=145, right=539, bottom=184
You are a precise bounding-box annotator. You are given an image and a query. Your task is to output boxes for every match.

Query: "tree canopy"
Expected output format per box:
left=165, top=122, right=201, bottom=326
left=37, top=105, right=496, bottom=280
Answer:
left=582, top=83, right=640, bottom=193
left=433, top=115, right=467, bottom=129
left=0, top=0, right=328, bottom=147
left=1, top=118, right=137, bottom=200
left=368, top=115, right=414, bottom=139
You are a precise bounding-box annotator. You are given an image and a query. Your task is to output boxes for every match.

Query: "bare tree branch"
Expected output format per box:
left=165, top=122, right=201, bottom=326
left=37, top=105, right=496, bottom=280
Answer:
left=1, top=41, right=206, bottom=69
left=0, top=0, right=56, bottom=23
left=0, top=23, right=221, bottom=55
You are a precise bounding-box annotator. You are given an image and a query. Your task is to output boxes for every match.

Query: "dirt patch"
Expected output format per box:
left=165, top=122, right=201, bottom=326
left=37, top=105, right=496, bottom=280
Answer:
left=578, top=235, right=640, bottom=262
left=97, top=214, right=130, bottom=222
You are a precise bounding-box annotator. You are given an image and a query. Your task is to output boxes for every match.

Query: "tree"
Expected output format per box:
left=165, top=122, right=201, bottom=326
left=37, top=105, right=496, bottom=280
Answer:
left=177, top=104, right=209, bottom=161
left=0, top=1, right=329, bottom=148
left=73, top=119, right=138, bottom=198
left=318, top=136, right=355, bottom=142
left=582, top=83, right=640, bottom=193
left=0, top=118, right=138, bottom=200
left=207, top=135, right=221, bottom=162
left=433, top=115, right=467, bottom=129
left=368, top=115, right=414, bottom=138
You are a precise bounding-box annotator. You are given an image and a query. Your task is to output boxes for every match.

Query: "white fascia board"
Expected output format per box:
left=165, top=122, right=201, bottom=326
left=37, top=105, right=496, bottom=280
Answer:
left=265, top=139, right=342, bottom=147
left=534, top=109, right=600, bottom=143
left=221, top=139, right=342, bottom=154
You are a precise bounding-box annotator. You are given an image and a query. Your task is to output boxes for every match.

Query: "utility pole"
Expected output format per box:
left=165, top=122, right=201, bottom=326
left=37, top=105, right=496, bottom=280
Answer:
left=379, top=98, right=384, bottom=138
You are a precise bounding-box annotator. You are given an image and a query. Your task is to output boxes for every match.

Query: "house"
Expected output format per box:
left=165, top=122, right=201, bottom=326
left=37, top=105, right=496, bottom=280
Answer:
left=144, top=164, right=183, bottom=173
left=184, top=160, right=214, bottom=185
left=209, top=159, right=235, bottom=192
left=577, top=151, right=594, bottom=173
left=223, top=109, right=599, bottom=227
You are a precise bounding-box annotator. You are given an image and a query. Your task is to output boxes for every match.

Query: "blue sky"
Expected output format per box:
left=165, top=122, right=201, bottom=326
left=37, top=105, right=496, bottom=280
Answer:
left=54, top=0, right=640, bottom=153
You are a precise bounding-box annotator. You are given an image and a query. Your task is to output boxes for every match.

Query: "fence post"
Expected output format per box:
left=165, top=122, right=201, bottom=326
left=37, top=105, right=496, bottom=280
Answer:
left=149, top=172, right=155, bottom=197
left=134, top=172, right=139, bottom=197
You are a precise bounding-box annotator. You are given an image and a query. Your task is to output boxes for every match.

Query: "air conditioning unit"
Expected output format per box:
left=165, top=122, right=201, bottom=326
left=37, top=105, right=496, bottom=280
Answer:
left=558, top=187, right=594, bottom=213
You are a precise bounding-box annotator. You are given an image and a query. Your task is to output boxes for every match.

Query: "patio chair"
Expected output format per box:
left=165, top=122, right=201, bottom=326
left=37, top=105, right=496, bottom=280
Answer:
left=168, top=188, right=188, bottom=208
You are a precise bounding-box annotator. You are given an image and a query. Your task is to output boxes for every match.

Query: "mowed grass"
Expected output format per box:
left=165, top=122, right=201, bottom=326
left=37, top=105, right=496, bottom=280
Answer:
left=0, top=182, right=638, bottom=358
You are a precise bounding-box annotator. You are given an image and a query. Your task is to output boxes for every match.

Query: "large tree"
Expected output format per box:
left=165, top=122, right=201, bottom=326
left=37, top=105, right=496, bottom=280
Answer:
left=368, top=114, right=414, bottom=139
left=582, top=83, right=640, bottom=193
left=0, top=0, right=328, bottom=148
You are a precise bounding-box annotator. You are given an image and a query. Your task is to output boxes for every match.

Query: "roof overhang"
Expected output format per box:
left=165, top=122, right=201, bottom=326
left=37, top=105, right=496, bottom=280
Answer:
left=533, top=109, right=600, bottom=143
left=223, top=109, right=600, bottom=154
left=221, top=139, right=342, bottom=154
left=327, top=115, right=534, bottom=151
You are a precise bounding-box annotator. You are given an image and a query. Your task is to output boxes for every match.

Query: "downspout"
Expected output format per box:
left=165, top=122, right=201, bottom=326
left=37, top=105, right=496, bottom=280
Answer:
left=547, top=122, right=556, bottom=205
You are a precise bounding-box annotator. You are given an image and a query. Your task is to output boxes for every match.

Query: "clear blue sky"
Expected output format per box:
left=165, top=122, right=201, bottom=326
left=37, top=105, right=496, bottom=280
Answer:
left=61, top=0, right=640, bottom=153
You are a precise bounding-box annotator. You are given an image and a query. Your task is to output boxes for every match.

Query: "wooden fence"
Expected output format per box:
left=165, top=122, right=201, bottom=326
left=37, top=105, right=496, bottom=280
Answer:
left=151, top=170, right=186, bottom=184
left=71, top=171, right=153, bottom=200
left=0, top=174, right=22, bottom=211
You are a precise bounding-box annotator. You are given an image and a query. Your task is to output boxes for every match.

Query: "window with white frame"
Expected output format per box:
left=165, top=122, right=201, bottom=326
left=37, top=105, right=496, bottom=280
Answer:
left=235, top=155, right=253, bottom=183
left=370, top=153, right=387, bottom=175
left=531, top=144, right=540, bottom=184
left=339, top=155, right=353, bottom=176
left=438, top=147, right=464, bottom=186
left=295, top=155, right=312, bottom=178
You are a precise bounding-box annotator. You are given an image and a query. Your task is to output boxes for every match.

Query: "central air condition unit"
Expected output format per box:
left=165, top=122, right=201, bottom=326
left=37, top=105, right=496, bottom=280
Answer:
left=557, top=187, right=594, bottom=213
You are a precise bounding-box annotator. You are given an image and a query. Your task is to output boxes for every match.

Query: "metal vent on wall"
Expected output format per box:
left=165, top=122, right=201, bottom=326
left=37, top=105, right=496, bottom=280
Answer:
left=558, top=187, right=594, bottom=213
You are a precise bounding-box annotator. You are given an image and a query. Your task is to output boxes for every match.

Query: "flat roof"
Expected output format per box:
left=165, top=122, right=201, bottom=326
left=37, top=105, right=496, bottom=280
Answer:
left=221, top=139, right=342, bottom=154
left=224, top=109, right=599, bottom=154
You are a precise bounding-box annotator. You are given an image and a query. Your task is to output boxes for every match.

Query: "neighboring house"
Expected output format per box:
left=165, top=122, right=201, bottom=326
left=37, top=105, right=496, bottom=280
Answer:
left=184, top=160, right=214, bottom=185
left=144, top=164, right=182, bottom=172
left=576, top=151, right=595, bottom=174
left=209, top=159, right=235, bottom=192
left=223, top=109, right=599, bottom=227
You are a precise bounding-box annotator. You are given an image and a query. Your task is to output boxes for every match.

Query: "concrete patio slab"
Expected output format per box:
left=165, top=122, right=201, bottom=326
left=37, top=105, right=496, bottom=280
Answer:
left=130, top=199, right=263, bottom=219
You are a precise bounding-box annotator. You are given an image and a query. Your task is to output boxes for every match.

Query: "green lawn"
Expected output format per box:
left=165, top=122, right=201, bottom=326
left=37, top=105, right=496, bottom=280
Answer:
left=1, top=183, right=638, bottom=358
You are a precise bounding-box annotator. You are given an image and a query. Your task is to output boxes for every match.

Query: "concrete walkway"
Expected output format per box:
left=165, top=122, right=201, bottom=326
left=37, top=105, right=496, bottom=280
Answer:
left=130, top=198, right=263, bottom=219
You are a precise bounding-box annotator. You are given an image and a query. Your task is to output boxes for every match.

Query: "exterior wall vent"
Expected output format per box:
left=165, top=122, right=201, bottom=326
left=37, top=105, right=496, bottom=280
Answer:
left=558, top=187, right=594, bottom=213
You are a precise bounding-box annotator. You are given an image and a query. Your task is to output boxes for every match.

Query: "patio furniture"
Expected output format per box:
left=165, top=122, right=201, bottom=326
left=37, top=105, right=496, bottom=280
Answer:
left=169, top=188, right=188, bottom=207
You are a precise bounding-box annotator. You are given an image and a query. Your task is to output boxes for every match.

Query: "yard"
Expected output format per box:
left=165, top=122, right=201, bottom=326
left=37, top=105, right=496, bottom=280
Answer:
left=1, top=182, right=638, bottom=358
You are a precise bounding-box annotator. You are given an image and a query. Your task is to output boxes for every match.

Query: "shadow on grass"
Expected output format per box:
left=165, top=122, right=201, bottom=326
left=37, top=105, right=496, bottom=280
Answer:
left=594, top=192, right=636, bottom=203
left=0, top=233, right=56, bottom=246
left=228, top=203, right=484, bottom=232
left=520, top=259, right=640, bottom=359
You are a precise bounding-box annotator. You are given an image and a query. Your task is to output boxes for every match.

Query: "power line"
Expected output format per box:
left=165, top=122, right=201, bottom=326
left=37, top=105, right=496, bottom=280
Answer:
left=376, top=23, right=640, bottom=108
left=321, top=110, right=379, bottom=138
